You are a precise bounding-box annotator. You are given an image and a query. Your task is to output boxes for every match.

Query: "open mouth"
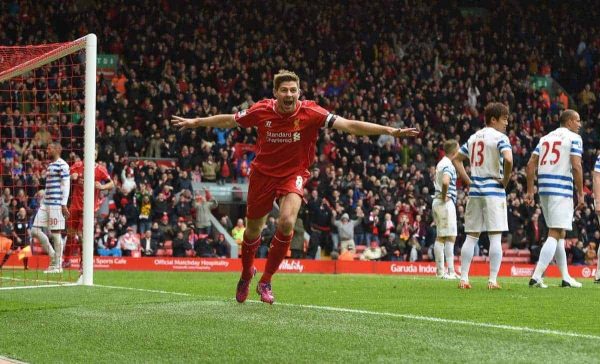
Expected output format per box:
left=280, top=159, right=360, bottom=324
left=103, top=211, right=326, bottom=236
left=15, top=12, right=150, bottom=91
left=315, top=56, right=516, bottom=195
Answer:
left=283, top=99, right=294, bottom=107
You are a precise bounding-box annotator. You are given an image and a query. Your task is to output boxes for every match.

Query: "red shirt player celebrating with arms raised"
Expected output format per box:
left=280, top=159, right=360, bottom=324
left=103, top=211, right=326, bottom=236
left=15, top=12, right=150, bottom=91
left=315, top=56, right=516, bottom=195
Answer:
left=172, top=70, right=419, bottom=304
left=65, top=152, right=114, bottom=265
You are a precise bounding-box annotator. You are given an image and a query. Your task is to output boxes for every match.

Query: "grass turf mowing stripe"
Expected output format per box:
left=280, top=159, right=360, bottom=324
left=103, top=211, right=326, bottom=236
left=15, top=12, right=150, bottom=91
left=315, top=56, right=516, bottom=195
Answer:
left=95, top=282, right=600, bottom=341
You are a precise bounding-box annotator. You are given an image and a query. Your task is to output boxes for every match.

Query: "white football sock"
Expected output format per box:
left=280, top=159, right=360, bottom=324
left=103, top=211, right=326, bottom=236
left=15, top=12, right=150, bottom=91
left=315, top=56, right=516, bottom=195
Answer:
left=434, top=241, right=445, bottom=276
left=32, top=227, right=55, bottom=258
left=488, top=233, right=502, bottom=284
left=445, top=241, right=455, bottom=274
left=532, top=237, right=557, bottom=281
left=460, top=235, right=478, bottom=282
left=555, top=239, right=570, bottom=281
left=52, top=233, right=63, bottom=268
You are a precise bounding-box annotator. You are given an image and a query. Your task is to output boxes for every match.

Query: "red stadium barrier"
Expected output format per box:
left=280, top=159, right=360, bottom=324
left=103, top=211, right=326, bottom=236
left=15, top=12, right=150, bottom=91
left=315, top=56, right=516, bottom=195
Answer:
left=3, top=256, right=597, bottom=279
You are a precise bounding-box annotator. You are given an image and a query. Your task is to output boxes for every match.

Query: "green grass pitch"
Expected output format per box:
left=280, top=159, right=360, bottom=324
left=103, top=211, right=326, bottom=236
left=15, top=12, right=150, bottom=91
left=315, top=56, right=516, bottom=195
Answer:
left=1, top=271, right=600, bottom=363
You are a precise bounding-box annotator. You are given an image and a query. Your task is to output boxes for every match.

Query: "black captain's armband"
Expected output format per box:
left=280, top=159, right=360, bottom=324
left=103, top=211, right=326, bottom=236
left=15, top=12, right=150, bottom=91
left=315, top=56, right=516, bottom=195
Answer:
left=324, top=113, right=338, bottom=128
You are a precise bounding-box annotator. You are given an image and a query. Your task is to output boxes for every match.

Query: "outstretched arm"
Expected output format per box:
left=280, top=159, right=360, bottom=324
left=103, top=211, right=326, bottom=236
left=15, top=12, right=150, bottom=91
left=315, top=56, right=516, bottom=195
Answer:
left=171, top=114, right=237, bottom=130
left=332, top=117, right=419, bottom=137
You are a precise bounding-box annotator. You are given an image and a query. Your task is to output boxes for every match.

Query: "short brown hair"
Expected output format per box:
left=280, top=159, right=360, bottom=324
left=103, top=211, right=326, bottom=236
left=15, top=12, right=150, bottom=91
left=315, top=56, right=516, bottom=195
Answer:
left=484, top=102, right=509, bottom=125
left=273, top=69, right=300, bottom=91
left=559, top=109, right=578, bottom=126
left=443, top=139, right=458, bottom=155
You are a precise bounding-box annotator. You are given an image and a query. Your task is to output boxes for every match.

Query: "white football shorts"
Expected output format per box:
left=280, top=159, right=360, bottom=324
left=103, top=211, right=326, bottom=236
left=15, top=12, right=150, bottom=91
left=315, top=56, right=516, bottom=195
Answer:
left=464, top=197, right=508, bottom=233
left=33, top=204, right=65, bottom=230
left=432, top=198, right=457, bottom=237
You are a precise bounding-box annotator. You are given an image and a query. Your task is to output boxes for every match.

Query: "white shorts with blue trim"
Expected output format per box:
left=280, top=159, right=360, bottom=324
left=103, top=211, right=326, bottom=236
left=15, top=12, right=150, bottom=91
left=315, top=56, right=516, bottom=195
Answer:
left=464, top=197, right=508, bottom=233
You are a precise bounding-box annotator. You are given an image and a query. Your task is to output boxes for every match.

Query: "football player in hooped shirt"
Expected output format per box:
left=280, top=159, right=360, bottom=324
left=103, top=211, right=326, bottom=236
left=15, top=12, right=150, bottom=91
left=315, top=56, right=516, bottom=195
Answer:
left=172, top=69, right=419, bottom=304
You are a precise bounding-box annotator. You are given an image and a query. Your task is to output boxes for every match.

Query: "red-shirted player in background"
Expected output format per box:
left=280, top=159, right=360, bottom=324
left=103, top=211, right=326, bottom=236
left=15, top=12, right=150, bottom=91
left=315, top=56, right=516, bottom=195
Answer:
left=172, top=70, right=419, bottom=304
left=65, top=152, right=114, bottom=267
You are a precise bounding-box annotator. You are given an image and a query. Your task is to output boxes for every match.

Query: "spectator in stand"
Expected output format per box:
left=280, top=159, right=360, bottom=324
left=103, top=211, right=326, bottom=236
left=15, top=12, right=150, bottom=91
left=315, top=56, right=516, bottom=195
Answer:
left=218, top=216, right=234, bottom=239
left=138, top=195, right=152, bottom=234
left=139, top=229, right=157, bottom=257
left=157, top=212, right=175, bottom=241
left=150, top=222, right=165, bottom=249
left=214, top=233, right=230, bottom=258
left=307, top=195, right=333, bottom=259
left=118, top=226, right=140, bottom=257
left=194, top=234, right=215, bottom=258
left=331, top=210, right=363, bottom=254
left=571, top=241, right=586, bottom=265
left=231, top=218, right=246, bottom=248
left=97, top=227, right=121, bottom=257
left=201, top=155, right=219, bottom=183
left=361, top=241, right=383, bottom=261
left=290, top=213, right=306, bottom=259
left=172, top=230, right=192, bottom=257
left=193, top=187, right=218, bottom=236
left=173, top=190, right=193, bottom=223
left=259, top=216, right=276, bottom=258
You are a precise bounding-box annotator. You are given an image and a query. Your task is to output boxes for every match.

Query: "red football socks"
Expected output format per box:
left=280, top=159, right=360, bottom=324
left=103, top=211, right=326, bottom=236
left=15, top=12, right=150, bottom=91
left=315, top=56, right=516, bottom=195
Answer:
left=241, top=234, right=261, bottom=280
left=260, top=230, right=293, bottom=284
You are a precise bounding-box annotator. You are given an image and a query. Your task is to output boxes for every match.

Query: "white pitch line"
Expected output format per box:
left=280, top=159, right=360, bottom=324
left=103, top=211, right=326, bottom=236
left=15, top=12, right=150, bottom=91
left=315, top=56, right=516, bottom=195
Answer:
left=95, top=283, right=600, bottom=340
left=0, top=354, right=28, bottom=364
left=95, top=284, right=193, bottom=297
left=254, top=300, right=600, bottom=340
left=0, top=276, right=78, bottom=290
left=0, top=283, right=77, bottom=291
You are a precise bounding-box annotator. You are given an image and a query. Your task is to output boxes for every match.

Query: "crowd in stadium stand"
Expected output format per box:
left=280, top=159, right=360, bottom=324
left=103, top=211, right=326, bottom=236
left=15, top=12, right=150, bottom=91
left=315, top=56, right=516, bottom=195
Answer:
left=1, top=0, right=600, bottom=264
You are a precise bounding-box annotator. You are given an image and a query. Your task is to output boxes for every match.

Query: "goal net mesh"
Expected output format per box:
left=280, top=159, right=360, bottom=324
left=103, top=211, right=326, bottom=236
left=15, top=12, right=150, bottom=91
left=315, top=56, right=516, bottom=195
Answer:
left=0, top=38, right=90, bottom=288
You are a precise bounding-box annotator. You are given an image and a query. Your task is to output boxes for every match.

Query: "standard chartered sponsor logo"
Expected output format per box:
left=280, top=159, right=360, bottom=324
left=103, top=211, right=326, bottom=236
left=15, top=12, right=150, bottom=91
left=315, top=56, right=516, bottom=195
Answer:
left=266, top=131, right=300, bottom=143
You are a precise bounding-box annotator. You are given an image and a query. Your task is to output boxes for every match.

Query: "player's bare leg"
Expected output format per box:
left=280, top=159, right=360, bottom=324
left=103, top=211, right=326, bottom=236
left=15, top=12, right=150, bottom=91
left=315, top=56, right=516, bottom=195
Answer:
left=236, top=214, right=267, bottom=303
left=257, top=193, right=302, bottom=304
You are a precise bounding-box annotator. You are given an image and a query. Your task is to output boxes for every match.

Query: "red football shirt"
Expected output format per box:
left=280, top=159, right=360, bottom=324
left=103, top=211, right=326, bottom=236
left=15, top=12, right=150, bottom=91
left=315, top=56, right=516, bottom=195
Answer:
left=234, top=99, right=334, bottom=178
left=70, top=161, right=112, bottom=212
